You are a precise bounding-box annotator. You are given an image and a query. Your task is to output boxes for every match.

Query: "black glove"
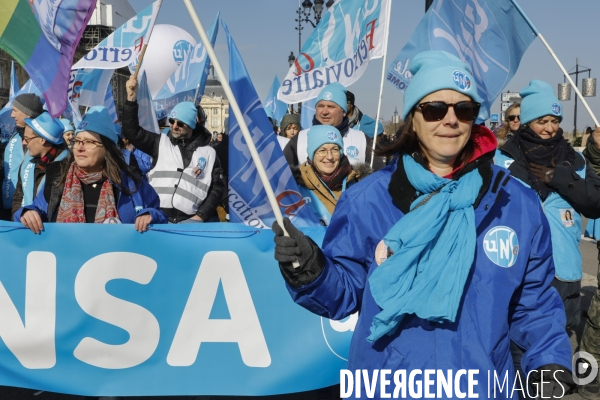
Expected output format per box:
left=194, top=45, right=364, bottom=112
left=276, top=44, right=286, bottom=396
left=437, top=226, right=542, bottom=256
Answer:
left=528, top=364, right=575, bottom=398
left=272, top=217, right=325, bottom=287
left=529, top=163, right=555, bottom=184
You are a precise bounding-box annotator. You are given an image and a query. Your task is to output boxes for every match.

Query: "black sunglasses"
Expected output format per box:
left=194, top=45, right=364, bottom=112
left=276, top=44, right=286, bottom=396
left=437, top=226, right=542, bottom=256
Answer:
left=507, top=115, right=520, bottom=122
left=168, top=118, right=187, bottom=128
left=416, top=101, right=480, bottom=122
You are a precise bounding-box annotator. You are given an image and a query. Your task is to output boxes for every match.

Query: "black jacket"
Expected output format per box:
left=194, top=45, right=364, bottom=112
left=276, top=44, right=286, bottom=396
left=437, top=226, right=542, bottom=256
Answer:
left=501, top=136, right=600, bottom=219
left=122, top=100, right=225, bottom=222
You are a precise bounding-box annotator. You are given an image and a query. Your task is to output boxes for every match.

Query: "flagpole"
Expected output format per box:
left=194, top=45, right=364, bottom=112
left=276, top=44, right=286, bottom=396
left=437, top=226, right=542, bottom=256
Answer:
left=133, top=0, right=163, bottom=80
left=536, top=33, right=600, bottom=127
left=182, top=0, right=299, bottom=258
left=369, top=0, right=392, bottom=168
left=510, top=0, right=599, bottom=127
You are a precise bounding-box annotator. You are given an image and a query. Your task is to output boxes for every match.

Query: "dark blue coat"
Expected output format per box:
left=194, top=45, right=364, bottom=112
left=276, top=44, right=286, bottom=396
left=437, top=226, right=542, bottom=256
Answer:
left=287, top=160, right=572, bottom=399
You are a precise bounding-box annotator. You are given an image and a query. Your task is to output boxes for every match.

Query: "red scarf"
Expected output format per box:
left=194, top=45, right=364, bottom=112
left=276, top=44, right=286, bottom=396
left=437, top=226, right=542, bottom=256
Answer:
left=56, top=162, right=118, bottom=223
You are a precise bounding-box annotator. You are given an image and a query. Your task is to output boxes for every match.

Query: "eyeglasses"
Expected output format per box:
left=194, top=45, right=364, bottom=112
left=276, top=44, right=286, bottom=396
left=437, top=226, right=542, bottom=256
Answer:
left=314, top=147, right=341, bottom=157
left=169, top=118, right=188, bottom=128
left=508, top=115, right=520, bottom=122
left=22, top=136, right=40, bottom=145
left=416, top=101, right=481, bottom=122
left=70, top=139, right=103, bottom=150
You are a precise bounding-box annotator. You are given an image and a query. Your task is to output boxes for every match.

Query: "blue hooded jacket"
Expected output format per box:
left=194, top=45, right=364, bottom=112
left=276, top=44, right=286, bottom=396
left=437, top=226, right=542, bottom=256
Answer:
left=286, top=159, right=572, bottom=399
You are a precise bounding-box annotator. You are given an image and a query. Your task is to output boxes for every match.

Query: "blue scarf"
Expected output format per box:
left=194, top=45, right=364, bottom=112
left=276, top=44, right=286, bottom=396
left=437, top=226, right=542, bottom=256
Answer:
left=367, top=153, right=483, bottom=342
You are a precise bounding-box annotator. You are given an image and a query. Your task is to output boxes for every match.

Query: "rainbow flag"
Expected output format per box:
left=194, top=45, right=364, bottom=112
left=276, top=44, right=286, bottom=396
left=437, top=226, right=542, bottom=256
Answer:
left=0, top=0, right=95, bottom=117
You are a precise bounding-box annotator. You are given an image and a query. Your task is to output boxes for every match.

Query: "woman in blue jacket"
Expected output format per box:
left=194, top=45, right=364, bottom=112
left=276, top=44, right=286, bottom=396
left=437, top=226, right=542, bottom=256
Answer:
left=273, top=52, right=573, bottom=399
left=15, top=106, right=167, bottom=232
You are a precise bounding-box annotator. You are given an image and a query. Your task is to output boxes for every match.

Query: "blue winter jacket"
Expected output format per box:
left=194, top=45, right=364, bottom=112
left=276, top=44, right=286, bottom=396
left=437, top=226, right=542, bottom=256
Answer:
left=13, top=162, right=167, bottom=225
left=286, top=160, right=572, bottom=399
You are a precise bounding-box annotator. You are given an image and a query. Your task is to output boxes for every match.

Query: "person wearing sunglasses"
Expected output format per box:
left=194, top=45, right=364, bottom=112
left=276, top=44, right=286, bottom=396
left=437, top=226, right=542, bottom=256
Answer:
left=11, top=112, right=68, bottom=219
left=296, top=125, right=370, bottom=226
left=495, top=102, right=521, bottom=147
left=14, top=106, right=167, bottom=232
left=272, top=51, right=573, bottom=397
left=123, top=75, right=225, bottom=223
left=495, top=80, right=600, bottom=390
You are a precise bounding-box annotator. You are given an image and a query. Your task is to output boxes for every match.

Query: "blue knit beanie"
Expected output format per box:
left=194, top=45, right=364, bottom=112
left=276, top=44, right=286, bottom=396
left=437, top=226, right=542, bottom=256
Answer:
left=402, top=51, right=483, bottom=120
left=306, top=125, right=344, bottom=161
left=24, top=112, right=65, bottom=145
left=59, top=118, right=73, bottom=133
left=316, top=82, right=347, bottom=113
left=75, top=106, right=119, bottom=144
left=169, top=102, right=197, bottom=129
left=519, top=80, right=563, bottom=125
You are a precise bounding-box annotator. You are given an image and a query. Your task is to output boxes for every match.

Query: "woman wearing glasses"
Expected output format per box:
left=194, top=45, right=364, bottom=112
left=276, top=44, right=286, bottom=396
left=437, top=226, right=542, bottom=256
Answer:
left=15, top=106, right=167, bottom=232
left=273, top=52, right=573, bottom=397
left=296, top=125, right=369, bottom=225
left=495, top=102, right=521, bottom=147
left=496, top=80, right=600, bottom=330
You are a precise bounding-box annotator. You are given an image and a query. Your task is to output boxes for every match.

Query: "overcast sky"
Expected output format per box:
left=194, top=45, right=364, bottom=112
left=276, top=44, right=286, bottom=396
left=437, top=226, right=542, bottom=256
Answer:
left=128, top=0, right=600, bottom=132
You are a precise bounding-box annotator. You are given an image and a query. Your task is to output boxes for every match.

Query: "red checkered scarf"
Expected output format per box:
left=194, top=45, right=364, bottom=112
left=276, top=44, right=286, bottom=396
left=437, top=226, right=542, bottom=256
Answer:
left=56, top=162, right=118, bottom=223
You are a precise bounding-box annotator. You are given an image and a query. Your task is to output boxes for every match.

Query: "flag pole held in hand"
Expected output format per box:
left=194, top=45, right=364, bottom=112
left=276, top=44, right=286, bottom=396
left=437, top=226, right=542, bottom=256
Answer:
left=182, top=0, right=300, bottom=267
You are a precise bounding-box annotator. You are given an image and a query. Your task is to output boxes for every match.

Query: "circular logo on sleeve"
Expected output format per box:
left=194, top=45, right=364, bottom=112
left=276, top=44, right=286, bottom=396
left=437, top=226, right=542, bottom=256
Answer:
left=452, top=70, right=471, bottom=90
left=483, top=226, right=519, bottom=268
left=551, top=102, right=562, bottom=115
left=323, top=92, right=333, bottom=100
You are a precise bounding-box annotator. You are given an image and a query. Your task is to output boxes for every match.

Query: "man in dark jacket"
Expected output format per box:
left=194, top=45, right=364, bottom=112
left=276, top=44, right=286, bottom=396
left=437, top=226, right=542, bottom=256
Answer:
left=122, top=76, right=224, bottom=223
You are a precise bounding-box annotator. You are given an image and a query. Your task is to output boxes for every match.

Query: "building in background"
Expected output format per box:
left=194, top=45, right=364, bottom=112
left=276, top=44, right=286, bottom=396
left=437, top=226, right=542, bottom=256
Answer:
left=200, top=65, right=230, bottom=137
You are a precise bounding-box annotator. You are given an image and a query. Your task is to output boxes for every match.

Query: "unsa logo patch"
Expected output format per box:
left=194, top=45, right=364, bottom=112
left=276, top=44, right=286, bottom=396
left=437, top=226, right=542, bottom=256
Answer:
left=551, top=102, right=562, bottom=116
left=483, top=226, right=519, bottom=268
left=170, top=110, right=177, bottom=118
left=452, top=70, right=471, bottom=91
left=346, top=146, right=359, bottom=158
left=323, top=92, right=333, bottom=100
left=77, top=121, right=88, bottom=130
left=326, top=131, right=338, bottom=141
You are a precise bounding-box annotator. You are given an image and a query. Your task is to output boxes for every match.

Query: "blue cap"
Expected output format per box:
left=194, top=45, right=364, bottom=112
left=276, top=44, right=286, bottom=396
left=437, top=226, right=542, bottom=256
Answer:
left=59, top=118, right=73, bottom=133
left=306, top=125, right=344, bottom=161
left=316, top=82, right=347, bottom=113
left=519, top=80, right=563, bottom=125
left=24, top=112, right=65, bottom=145
left=75, top=106, right=119, bottom=144
left=169, top=102, right=197, bottom=129
left=402, top=51, right=483, bottom=120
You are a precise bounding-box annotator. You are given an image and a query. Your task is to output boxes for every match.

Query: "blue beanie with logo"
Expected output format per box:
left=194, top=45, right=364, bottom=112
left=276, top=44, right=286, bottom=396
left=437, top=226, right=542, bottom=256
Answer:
left=402, top=51, right=483, bottom=120
left=519, top=80, right=563, bottom=125
left=59, top=118, right=74, bottom=133
left=24, top=112, right=65, bottom=145
left=316, top=82, right=348, bottom=113
left=75, top=106, right=119, bottom=144
left=306, top=125, right=344, bottom=161
left=169, top=102, right=197, bottom=129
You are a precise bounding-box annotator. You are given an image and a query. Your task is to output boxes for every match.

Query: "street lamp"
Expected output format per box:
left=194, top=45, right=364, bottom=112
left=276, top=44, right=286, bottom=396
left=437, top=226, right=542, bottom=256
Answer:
left=287, top=52, right=296, bottom=113
left=557, top=58, right=596, bottom=137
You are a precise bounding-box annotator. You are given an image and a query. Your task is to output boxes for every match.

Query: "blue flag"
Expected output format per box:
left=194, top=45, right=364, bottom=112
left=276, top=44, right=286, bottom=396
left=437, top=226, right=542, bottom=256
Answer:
left=153, top=12, right=219, bottom=112
left=263, top=76, right=287, bottom=125
left=386, top=0, right=537, bottom=122
left=138, top=72, right=160, bottom=134
left=224, top=21, right=320, bottom=228
left=300, top=98, right=317, bottom=131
